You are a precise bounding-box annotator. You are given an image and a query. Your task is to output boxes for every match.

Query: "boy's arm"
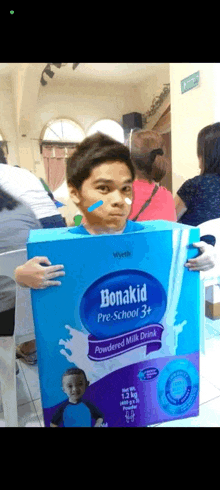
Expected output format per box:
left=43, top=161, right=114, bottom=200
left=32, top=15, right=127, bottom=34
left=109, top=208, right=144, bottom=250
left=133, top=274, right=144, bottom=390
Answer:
left=84, top=400, right=104, bottom=426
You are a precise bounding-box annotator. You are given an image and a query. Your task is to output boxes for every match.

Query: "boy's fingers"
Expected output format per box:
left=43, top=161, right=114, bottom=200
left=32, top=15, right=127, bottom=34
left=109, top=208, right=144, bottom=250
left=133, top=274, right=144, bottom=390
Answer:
left=27, top=257, right=65, bottom=271
left=30, top=257, right=64, bottom=269
left=32, top=256, right=52, bottom=265
left=47, top=264, right=65, bottom=272
left=46, top=280, right=62, bottom=287
left=47, top=271, right=65, bottom=279
left=39, top=280, right=62, bottom=289
left=192, top=241, right=206, bottom=250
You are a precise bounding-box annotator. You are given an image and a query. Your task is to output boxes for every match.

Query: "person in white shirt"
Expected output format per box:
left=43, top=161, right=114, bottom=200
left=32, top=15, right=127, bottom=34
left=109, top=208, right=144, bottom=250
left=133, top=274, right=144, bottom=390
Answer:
left=0, top=149, right=66, bottom=228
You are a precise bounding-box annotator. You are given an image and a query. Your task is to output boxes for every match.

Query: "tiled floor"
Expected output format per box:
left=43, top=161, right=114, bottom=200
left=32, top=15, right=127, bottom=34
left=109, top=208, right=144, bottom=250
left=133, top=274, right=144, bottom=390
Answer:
left=0, top=315, right=220, bottom=427
left=0, top=356, right=44, bottom=427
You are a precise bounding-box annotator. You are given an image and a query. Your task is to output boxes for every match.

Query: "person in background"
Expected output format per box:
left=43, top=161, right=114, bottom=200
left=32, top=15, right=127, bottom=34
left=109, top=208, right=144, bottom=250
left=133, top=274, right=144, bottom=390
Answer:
left=0, top=148, right=66, bottom=229
left=175, top=122, right=220, bottom=231
left=130, top=127, right=219, bottom=249
left=0, top=187, right=65, bottom=369
left=0, top=145, right=68, bottom=366
left=129, top=129, right=176, bottom=222
left=129, top=125, right=220, bottom=229
left=0, top=147, right=8, bottom=164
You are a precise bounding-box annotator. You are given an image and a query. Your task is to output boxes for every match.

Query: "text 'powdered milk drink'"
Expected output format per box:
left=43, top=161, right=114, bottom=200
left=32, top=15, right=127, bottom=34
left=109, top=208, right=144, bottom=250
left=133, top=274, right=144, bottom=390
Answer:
left=27, top=220, right=200, bottom=427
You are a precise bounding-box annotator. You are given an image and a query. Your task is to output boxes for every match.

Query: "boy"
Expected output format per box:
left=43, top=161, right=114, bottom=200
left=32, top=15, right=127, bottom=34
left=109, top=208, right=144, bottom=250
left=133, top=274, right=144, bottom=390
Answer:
left=50, top=368, right=104, bottom=427
left=15, top=133, right=217, bottom=289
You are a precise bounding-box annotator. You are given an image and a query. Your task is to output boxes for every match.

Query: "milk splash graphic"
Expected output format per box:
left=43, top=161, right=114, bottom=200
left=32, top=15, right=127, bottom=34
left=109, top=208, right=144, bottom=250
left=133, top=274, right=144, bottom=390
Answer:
left=59, top=229, right=190, bottom=384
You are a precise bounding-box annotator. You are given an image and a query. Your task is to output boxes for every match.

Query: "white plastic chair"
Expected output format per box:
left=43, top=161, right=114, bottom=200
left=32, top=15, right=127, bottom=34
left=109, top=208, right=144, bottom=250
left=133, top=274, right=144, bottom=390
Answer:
left=196, top=218, right=220, bottom=354
left=0, top=248, right=35, bottom=427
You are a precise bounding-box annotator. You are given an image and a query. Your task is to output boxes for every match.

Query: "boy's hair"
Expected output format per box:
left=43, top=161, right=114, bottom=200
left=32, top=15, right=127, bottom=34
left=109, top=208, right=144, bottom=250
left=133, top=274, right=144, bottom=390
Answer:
left=62, top=367, right=88, bottom=384
left=197, top=122, right=220, bottom=176
left=130, top=129, right=168, bottom=183
left=66, top=132, right=135, bottom=190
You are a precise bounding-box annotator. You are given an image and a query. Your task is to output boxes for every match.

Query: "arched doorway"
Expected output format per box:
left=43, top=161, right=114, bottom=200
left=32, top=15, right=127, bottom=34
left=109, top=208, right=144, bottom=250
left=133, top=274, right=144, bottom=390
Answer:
left=86, top=119, right=124, bottom=143
left=40, top=119, right=85, bottom=196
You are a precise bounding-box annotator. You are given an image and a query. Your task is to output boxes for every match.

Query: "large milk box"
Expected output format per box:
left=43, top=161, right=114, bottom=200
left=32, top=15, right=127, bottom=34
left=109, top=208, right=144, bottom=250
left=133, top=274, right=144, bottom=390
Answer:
left=27, top=220, right=200, bottom=427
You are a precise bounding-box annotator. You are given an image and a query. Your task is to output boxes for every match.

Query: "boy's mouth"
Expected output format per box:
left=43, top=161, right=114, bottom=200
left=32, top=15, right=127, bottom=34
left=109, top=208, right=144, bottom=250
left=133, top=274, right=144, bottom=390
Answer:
left=109, top=213, right=125, bottom=217
left=71, top=394, right=80, bottom=400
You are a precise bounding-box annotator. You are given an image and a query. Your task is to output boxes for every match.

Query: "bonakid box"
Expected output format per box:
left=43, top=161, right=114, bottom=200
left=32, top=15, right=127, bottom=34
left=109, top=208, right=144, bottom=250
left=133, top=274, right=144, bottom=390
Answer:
left=27, top=220, right=200, bottom=427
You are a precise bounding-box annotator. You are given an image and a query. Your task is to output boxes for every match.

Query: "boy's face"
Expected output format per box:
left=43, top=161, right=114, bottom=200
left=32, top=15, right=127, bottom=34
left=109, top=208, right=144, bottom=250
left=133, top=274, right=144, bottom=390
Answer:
left=62, top=374, right=88, bottom=404
left=68, top=161, right=133, bottom=234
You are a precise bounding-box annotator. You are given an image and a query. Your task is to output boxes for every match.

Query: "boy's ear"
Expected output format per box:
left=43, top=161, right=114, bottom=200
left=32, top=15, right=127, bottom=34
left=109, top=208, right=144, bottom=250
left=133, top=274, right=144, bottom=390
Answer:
left=68, top=184, right=81, bottom=205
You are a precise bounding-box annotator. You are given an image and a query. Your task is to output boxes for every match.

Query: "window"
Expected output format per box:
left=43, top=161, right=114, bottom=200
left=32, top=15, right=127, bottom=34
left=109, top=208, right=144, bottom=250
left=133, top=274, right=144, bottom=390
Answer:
left=86, top=119, right=124, bottom=143
left=41, top=119, right=85, bottom=196
left=43, top=119, right=85, bottom=143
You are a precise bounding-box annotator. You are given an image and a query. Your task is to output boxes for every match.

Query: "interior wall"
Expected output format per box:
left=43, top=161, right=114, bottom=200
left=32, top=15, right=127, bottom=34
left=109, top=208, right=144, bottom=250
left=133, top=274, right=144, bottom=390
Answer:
left=137, top=64, right=170, bottom=117
left=36, top=80, right=144, bottom=134
left=0, top=74, right=19, bottom=166
left=170, top=63, right=215, bottom=197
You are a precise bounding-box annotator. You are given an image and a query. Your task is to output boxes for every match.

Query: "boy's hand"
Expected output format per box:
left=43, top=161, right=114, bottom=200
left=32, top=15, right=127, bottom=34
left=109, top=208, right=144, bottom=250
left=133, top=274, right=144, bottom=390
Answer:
left=15, top=256, right=65, bottom=289
left=94, top=418, right=104, bottom=427
left=184, top=242, right=217, bottom=272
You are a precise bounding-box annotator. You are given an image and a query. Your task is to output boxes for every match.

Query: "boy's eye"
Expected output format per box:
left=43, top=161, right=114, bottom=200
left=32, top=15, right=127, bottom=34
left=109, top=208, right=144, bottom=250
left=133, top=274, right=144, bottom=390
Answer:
left=97, top=186, right=132, bottom=193
left=97, top=185, right=109, bottom=192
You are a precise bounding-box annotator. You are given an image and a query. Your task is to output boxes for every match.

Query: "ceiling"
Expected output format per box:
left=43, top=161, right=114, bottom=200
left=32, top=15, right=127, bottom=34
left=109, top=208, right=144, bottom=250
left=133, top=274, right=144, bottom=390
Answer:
left=0, top=62, right=170, bottom=137
left=49, top=63, right=168, bottom=84
left=0, top=62, right=169, bottom=84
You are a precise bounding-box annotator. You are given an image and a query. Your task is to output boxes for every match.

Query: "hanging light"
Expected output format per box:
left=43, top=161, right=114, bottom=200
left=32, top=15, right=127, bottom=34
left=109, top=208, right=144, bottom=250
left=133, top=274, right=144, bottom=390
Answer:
left=40, top=64, right=54, bottom=86
left=72, top=63, right=80, bottom=70
left=40, top=63, right=79, bottom=87
left=51, top=64, right=68, bottom=68
left=44, top=65, right=54, bottom=78
left=40, top=74, right=47, bottom=86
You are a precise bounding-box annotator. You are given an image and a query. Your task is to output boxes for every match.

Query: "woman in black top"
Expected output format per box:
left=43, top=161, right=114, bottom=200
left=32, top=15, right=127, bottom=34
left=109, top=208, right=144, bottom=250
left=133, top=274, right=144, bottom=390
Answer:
left=176, top=122, right=220, bottom=229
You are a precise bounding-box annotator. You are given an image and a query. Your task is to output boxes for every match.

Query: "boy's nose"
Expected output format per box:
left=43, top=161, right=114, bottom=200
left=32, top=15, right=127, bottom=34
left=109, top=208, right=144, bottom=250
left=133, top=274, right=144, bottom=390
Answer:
left=111, top=190, right=124, bottom=205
